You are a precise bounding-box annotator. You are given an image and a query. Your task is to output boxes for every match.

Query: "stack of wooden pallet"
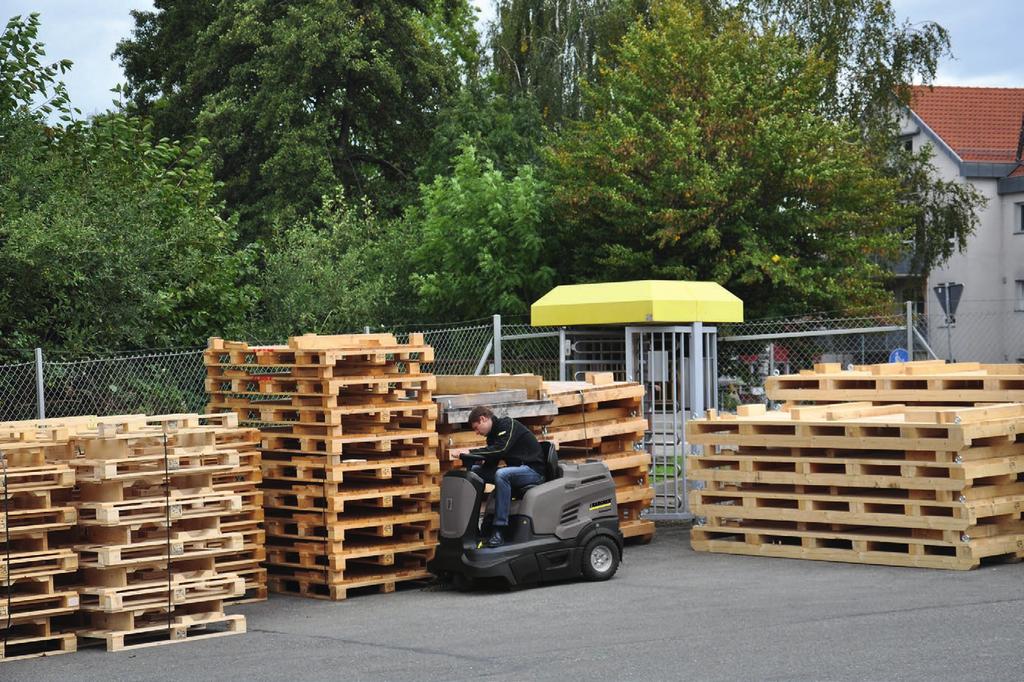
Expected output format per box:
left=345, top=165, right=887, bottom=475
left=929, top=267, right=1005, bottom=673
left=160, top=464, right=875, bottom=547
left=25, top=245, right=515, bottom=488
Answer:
left=68, top=415, right=246, bottom=651
left=536, top=376, right=653, bottom=542
left=205, top=333, right=439, bottom=600
left=0, top=423, right=78, bottom=662
left=766, top=360, right=1024, bottom=405
left=434, top=373, right=654, bottom=543
left=200, top=414, right=267, bottom=603
left=687, top=402, right=1024, bottom=569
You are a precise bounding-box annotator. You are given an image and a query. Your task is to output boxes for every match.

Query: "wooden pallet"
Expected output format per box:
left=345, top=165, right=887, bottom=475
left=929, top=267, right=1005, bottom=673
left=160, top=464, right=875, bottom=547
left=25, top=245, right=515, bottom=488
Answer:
left=766, top=360, right=1024, bottom=404
left=267, top=564, right=432, bottom=601
left=78, top=572, right=244, bottom=612
left=1, top=549, right=78, bottom=582
left=0, top=631, right=77, bottom=662
left=265, top=541, right=435, bottom=572
left=264, top=510, right=439, bottom=544
left=75, top=530, right=243, bottom=569
left=78, top=613, right=245, bottom=652
left=691, top=520, right=1024, bottom=570
left=0, top=590, right=79, bottom=623
left=688, top=402, right=1024, bottom=452
left=75, top=491, right=242, bottom=526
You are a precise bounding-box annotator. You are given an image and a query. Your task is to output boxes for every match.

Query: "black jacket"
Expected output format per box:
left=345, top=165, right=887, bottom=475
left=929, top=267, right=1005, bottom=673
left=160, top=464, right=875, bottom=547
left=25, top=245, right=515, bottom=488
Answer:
left=470, top=416, right=544, bottom=474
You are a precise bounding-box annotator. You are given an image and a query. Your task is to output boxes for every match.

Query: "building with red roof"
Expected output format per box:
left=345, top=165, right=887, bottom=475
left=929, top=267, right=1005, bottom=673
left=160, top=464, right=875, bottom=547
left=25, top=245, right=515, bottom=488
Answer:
left=903, top=85, right=1024, bottom=362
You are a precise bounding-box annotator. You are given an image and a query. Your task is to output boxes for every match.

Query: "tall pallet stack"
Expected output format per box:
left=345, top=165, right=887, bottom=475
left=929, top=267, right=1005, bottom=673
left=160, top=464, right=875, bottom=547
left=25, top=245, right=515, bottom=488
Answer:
left=0, top=424, right=78, bottom=662
left=434, top=374, right=655, bottom=543
left=687, top=402, right=1024, bottom=569
left=205, top=333, right=440, bottom=600
left=68, top=416, right=246, bottom=651
left=200, top=414, right=267, bottom=603
left=766, top=360, right=1024, bottom=405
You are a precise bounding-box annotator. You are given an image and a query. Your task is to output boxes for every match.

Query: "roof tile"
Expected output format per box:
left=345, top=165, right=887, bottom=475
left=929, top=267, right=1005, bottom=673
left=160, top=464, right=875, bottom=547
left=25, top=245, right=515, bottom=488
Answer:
left=909, top=85, right=1024, bottom=163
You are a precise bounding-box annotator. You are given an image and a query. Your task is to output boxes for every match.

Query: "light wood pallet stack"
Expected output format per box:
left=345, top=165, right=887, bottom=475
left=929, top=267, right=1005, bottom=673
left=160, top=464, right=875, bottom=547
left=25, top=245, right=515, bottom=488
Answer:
left=200, top=414, right=267, bottom=603
left=434, top=374, right=655, bottom=543
left=0, top=423, right=78, bottom=662
left=687, top=402, right=1024, bottom=569
left=67, top=415, right=246, bottom=651
left=205, top=333, right=440, bottom=600
left=765, top=360, right=1024, bottom=405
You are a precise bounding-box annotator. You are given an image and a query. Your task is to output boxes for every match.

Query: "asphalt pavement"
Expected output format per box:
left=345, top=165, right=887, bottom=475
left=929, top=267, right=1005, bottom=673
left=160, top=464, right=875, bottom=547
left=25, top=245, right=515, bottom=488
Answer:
left=6, top=523, right=1023, bottom=681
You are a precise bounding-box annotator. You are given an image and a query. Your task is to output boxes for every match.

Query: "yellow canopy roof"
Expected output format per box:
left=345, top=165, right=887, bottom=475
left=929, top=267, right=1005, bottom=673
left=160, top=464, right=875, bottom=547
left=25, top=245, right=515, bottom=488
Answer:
left=530, top=280, right=743, bottom=326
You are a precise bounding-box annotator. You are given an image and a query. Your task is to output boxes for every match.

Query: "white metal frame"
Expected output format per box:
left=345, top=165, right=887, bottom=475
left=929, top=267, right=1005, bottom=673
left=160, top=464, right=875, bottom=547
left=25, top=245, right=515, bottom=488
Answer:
left=624, top=324, right=718, bottom=520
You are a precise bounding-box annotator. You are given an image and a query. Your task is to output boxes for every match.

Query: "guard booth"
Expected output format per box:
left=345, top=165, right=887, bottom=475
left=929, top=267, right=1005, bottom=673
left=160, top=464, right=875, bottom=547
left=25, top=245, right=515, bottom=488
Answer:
left=530, top=280, right=744, bottom=520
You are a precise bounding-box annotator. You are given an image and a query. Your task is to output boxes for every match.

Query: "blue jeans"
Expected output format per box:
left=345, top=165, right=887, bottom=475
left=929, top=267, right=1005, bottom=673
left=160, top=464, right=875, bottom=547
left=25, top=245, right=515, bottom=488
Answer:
left=471, top=464, right=544, bottom=527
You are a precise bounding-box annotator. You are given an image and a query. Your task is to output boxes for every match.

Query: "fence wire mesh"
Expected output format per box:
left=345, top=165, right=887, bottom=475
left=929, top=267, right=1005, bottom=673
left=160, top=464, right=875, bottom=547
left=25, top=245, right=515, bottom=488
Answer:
left=388, top=320, right=495, bottom=376
left=41, top=349, right=207, bottom=418
left=2, top=309, right=1021, bottom=422
left=716, top=308, right=919, bottom=410
left=500, top=319, right=561, bottom=379
left=920, top=311, right=1024, bottom=364
left=0, top=350, right=38, bottom=422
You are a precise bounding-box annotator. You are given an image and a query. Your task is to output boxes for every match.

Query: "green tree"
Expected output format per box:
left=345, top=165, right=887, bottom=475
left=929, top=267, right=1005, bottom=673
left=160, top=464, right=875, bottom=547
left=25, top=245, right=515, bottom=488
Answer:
left=548, top=0, right=907, bottom=316
left=256, top=192, right=416, bottom=338
left=489, top=0, right=650, bottom=124
left=0, top=14, right=254, bottom=351
left=116, top=0, right=480, bottom=239
left=728, top=0, right=985, bottom=283
left=409, top=145, right=553, bottom=320
left=415, top=77, right=546, bottom=184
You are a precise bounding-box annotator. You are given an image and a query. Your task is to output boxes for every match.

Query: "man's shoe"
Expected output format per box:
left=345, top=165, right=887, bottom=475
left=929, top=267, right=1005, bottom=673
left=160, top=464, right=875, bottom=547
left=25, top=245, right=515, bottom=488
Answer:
left=485, top=530, right=504, bottom=548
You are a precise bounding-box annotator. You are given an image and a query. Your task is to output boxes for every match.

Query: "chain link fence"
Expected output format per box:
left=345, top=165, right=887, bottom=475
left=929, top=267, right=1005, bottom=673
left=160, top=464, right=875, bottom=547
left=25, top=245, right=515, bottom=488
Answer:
left=42, top=349, right=208, bottom=419
left=500, top=317, right=562, bottom=379
left=0, top=350, right=39, bottom=422
left=2, top=308, right=1021, bottom=421
left=920, top=310, right=1024, bottom=364
left=716, top=305, right=923, bottom=410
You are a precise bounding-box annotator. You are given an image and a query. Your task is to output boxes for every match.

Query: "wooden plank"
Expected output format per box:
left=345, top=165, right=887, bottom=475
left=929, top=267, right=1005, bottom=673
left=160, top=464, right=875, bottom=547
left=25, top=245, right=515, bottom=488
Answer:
left=435, top=375, right=545, bottom=399
left=434, top=390, right=528, bottom=409
left=584, top=372, right=615, bottom=385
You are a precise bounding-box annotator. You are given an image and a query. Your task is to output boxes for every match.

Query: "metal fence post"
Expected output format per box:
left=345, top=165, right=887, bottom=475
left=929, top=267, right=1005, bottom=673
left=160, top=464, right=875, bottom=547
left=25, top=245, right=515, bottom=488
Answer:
left=558, top=328, right=567, bottom=381
left=905, top=300, right=914, bottom=358
left=492, top=314, right=502, bottom=373
left=34, top=347, right=46, bottom=419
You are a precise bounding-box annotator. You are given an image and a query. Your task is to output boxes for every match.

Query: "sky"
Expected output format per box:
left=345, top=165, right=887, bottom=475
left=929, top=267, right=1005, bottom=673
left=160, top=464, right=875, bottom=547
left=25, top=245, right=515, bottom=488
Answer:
left=5, top=0, right=1022, bottom=118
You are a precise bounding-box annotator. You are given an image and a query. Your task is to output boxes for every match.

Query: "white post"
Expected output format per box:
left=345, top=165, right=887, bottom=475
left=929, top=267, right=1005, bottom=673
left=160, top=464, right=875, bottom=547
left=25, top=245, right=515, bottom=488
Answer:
left=492, top=314, right=502, bottom=373
left=558, top=327, right=567, bottom=381
left=35, top=347, right=46, bottom=420
left=690, top=322, right=705, bottom=418
left=944, top=284, right=954, bottom=362
left=905, top=300, right=914, bottom=359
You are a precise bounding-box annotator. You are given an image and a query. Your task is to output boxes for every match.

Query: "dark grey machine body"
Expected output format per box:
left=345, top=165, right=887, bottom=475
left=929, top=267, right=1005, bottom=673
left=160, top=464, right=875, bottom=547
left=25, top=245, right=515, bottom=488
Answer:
left=429, top=447, right=624, bottom=586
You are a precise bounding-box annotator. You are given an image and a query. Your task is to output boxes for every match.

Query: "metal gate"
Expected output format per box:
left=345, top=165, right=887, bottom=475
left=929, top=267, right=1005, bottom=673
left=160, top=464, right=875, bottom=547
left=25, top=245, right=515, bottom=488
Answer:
left=625, top=324, right=718, bottom=520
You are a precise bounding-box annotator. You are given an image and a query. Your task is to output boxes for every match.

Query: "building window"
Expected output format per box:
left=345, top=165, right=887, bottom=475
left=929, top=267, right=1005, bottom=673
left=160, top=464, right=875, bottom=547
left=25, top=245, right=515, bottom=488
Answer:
left=1017, top=280, right=1024, bottom=312
left=1017, top=203, right=1024, bottom=234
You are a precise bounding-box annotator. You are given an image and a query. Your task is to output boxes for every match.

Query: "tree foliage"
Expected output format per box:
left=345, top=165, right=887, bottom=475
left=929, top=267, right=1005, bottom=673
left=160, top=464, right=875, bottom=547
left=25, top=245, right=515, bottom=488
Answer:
left=726, top=0, right=984, bottom=278
left=257, top=192, right=416, bottom=338
left=548, top=0, right=907, bottom=316
left=116, top=0, right=479, bottom=238
left=489, top=0, right=649, bottom=124
left=410, top=145, right=553, bottom=320
left=0, top=14, right=253, bottom=351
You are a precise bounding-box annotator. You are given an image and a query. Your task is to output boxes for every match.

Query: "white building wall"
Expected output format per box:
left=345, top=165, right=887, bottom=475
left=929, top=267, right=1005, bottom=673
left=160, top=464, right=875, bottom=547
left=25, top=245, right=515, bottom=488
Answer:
left=901, top=114, right=1023, bottom=362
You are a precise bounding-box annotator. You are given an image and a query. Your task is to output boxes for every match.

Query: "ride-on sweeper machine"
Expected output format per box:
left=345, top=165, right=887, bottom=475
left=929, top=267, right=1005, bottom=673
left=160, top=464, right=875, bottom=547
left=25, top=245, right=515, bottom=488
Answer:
left=428, top=442, right=623, bottom=587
